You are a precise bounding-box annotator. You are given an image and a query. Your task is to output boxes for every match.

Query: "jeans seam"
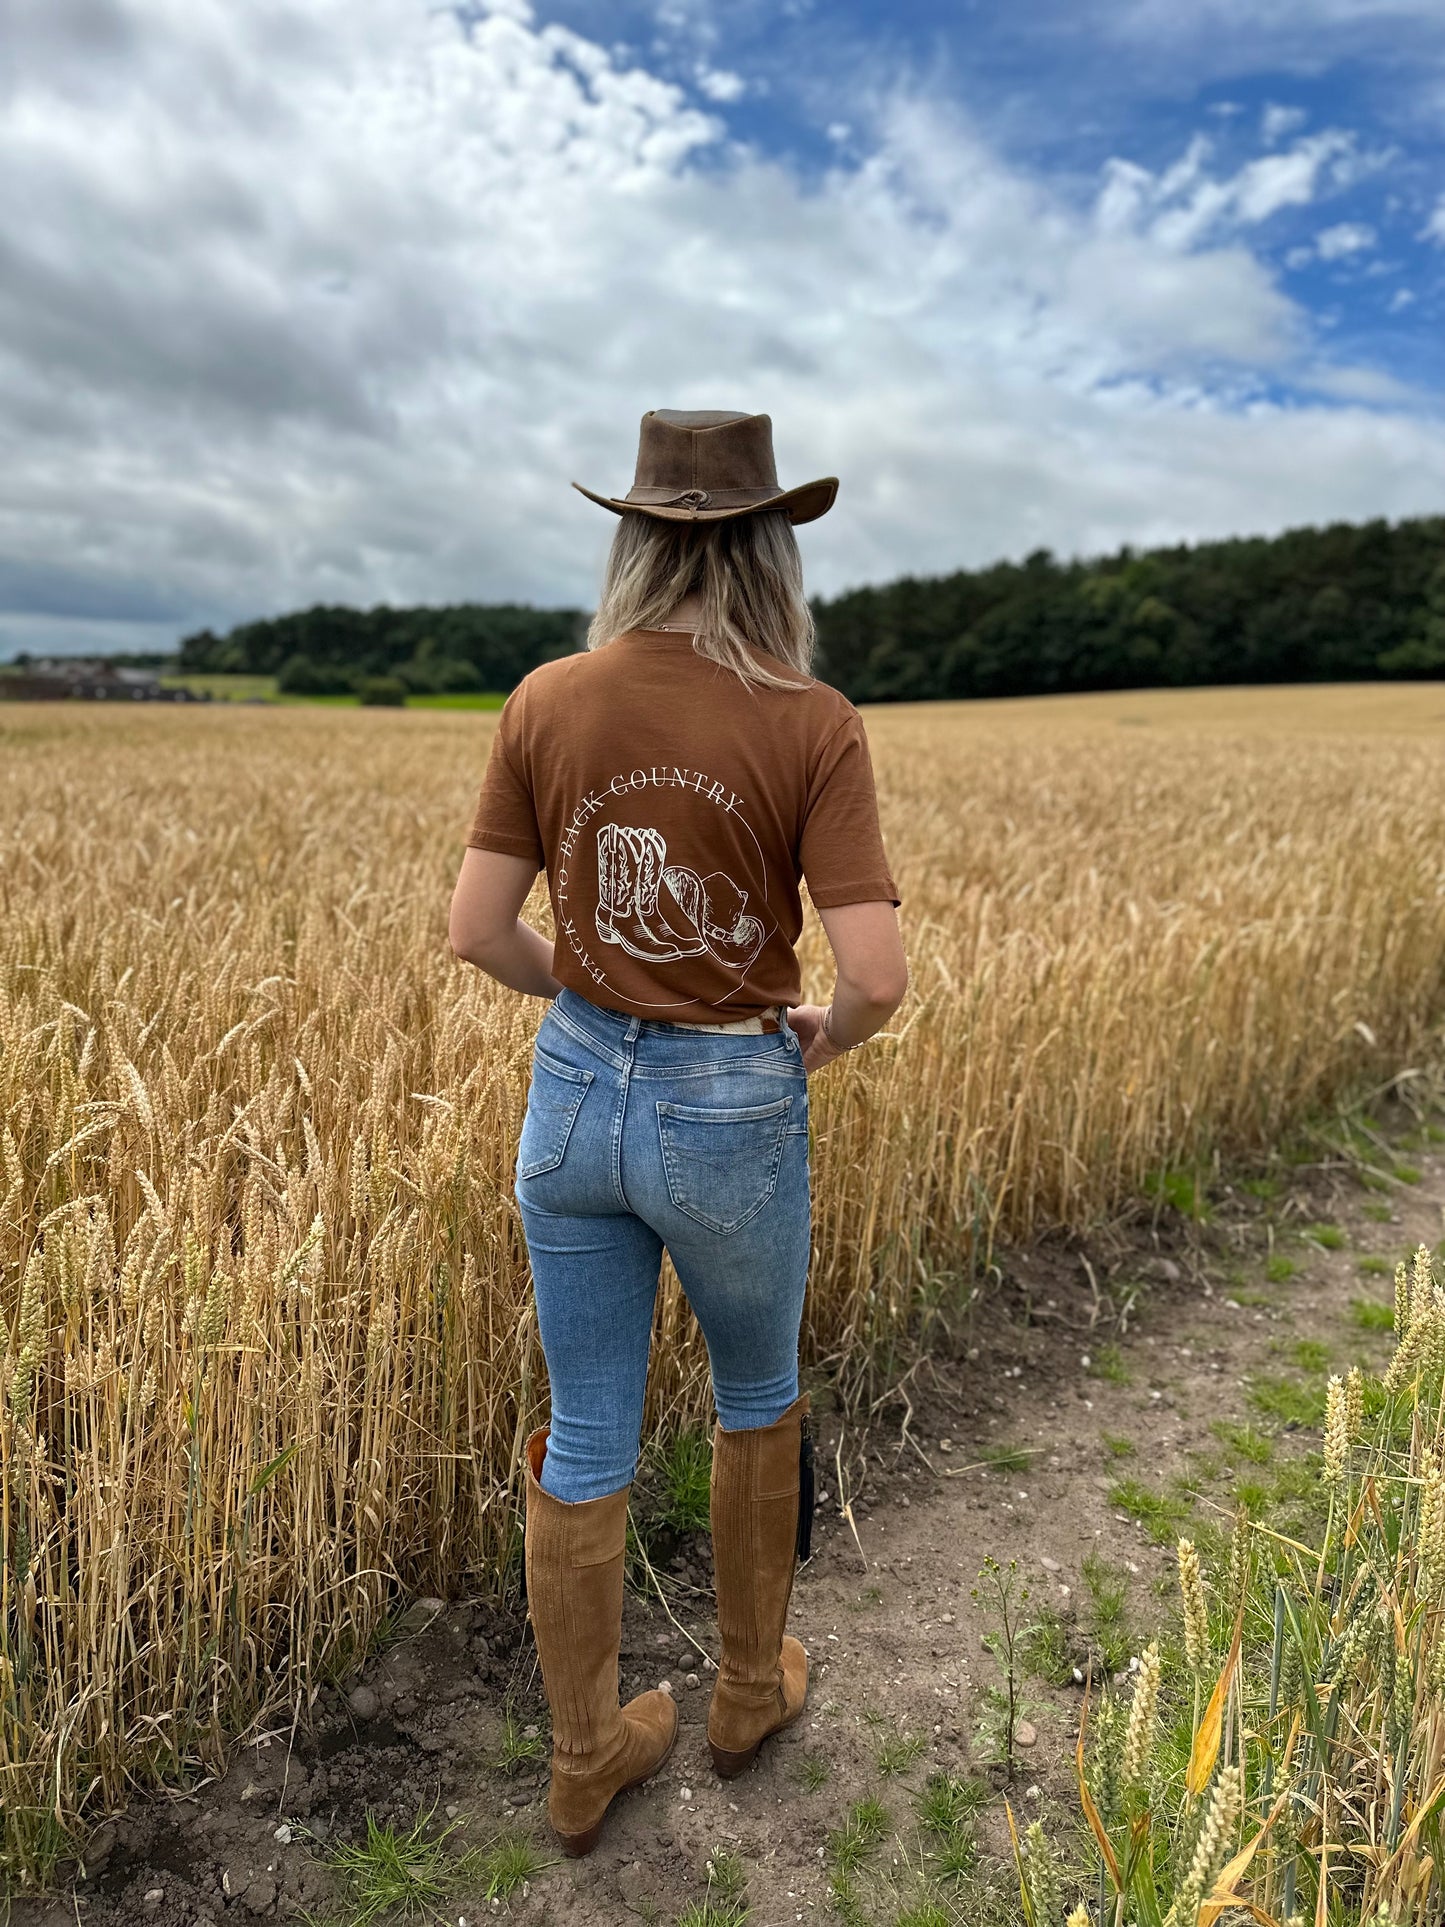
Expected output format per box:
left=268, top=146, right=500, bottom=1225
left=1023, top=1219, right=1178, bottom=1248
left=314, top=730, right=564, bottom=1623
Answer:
left=546, top=1000, right=628, bottom=1071
left=611, top=1040, right=633, bottom=1211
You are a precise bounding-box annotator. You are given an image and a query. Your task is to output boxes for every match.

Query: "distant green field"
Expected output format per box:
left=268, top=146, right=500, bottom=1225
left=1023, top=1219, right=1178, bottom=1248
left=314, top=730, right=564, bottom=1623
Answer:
left=405, top=690, right=506, bottom=710
left=161, top=674, right=504, bottom=710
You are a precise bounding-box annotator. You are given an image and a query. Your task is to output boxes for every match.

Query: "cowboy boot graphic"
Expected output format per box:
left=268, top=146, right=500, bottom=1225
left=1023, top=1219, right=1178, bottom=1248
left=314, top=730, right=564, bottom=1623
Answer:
left=596, top=825, right=707, bottom=963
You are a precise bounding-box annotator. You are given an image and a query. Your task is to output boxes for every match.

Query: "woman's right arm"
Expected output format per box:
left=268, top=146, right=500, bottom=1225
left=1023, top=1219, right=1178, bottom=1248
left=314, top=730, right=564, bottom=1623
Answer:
left=790, top=899, right=909, bottom=1072
left=449, top=847, right=562, bottom=998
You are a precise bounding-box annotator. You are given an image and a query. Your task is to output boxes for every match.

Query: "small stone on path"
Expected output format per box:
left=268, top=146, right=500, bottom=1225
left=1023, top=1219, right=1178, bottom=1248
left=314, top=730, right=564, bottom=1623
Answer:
left=1016, top=1721, right=1038, bottom=1748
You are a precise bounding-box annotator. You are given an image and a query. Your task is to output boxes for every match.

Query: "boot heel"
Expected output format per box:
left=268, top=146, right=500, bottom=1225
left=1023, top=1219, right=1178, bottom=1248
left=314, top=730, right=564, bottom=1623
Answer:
left=554, top=1821, right=603, bottom=1858
left=709, top=1738, right=761, bottom=1779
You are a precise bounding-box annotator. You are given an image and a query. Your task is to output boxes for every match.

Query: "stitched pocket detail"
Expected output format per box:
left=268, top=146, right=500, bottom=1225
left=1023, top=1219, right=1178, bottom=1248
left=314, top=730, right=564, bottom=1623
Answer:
left=656, top=1095, right=792, bottom=1235
left=517, top=1047, right=594, bottom=1181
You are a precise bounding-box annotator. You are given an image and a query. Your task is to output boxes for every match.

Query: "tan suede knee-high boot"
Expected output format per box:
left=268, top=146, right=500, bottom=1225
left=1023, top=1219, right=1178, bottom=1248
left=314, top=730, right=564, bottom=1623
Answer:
left=523, top=1429, right=678, bottom=1855
left=707, top=1392, right=810, bottom=1778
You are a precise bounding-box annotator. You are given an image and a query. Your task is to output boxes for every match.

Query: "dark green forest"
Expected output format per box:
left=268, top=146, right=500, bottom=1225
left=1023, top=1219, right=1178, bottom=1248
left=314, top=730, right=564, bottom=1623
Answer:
left=177, top=512, right=1445, bottom=703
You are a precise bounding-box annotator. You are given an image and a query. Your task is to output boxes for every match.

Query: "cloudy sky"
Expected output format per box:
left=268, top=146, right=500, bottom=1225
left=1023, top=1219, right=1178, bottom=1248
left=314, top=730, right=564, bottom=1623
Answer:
left=4, top=0, right=1444, bottom=658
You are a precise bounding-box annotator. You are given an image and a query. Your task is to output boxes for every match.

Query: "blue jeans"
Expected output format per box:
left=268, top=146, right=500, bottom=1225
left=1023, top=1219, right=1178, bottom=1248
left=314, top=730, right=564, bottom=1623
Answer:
left=516, top=987, right=812, bottom=1503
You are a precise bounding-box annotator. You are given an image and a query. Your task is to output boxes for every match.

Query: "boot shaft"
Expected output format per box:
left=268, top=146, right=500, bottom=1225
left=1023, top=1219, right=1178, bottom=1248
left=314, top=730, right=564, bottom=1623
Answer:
left=523, top=1428, right=630, bottom=1761
left=709, top=1394, right=808, bottom=1692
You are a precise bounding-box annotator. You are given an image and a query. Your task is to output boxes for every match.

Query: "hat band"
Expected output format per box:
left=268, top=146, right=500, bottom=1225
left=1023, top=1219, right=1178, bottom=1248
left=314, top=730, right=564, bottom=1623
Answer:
left=624, top=484, right=783, bottom=508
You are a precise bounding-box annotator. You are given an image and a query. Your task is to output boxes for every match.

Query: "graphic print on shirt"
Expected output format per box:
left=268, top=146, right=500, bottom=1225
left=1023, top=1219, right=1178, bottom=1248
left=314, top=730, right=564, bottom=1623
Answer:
left=553, top=764, right=778, bottom=1009
left=595, top=824, right=765, bottom=968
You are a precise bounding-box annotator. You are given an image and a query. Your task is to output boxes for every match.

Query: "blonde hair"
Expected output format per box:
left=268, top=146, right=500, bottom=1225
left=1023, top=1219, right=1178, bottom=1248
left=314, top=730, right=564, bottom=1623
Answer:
left=587, top=510, right=815, bottom=690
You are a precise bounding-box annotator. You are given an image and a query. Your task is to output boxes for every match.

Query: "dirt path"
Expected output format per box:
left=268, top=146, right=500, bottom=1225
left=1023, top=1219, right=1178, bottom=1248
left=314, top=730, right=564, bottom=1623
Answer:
left=24, top=1118, right=1445, bottom=1927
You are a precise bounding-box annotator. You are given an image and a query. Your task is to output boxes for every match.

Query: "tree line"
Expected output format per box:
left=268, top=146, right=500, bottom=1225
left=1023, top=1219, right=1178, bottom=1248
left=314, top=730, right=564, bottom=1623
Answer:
left=177, top=512, right=1445, bottom=702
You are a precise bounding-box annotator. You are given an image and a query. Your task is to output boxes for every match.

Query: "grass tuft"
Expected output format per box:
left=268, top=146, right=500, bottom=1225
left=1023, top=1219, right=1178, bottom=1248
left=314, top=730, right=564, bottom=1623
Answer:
left=1108, top=1476, right=1190, bottom=1544
left=492, top=1711, right=548, bottom=1778
left=1088, top=1343, right=1133, bottom=1386
left=459, top=1830, right=550, bottom=1903
left=1247, top=1373, right=1327, bottom=1427
left=324, top=1808, right=464, bottom=1924
left=648, top=1427, right=713, bottom=1533
left=915, top=1772, right=988, bottom=1838
left=877, top=1731, right=928, bottom=1778
left=1210, top=1419, right=1274, bottom=1465
left=1300, top=1221, right=1346, bottom=1250
left=828, top=1797, right=891, bottom=1874
left=1080, top=1550, right=1132, bottom=1671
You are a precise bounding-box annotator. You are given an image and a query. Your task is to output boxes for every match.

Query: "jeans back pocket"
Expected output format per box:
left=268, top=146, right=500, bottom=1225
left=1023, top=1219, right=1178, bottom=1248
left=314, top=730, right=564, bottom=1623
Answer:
left=517, top=1047, right=595, bottom=1181
left=655, top=1094, right=792, bottom=1234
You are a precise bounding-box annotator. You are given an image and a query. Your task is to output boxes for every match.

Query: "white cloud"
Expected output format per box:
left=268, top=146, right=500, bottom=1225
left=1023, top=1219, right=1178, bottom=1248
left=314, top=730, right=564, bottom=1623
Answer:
left=0, top=0, right=1440, bottom=657
left=1301, top=362, right=1414, bottom=404
left=1097, top=128, right=1373, bottom=254
left=1261, top=103, right=1306, bottom=143
left=1389, top=287, right=1417, bottom=311
left=1422, top=195, right=1445, bottom=244
left=1314, top=220, right=1377, bottom=258
left=695, top=64, right=746, bottom=103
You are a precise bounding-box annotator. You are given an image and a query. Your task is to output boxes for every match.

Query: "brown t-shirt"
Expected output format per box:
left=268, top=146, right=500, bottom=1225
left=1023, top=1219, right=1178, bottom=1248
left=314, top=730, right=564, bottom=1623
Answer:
left=466, top=628, right=899, bottom=1022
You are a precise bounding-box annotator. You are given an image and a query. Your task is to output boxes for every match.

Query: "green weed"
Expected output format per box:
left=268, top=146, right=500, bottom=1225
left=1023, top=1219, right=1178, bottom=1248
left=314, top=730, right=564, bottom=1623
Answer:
left=1022, top=1606, right=1077, bottom=1686
left=1247, top=1374, right=1327, bottom=1427
left=828, top=1797, right=891, bottom=1874
left=649, top=1427, right=713, bottom=1533
left=492, top=1711, right=547, bottom=1778
left=1088, top=1343, right=1133, bottom=1386
left=1300, top=1222, right=1345, bottom=1250
left=1292, top=1339, right=1332, bottom=1373
left=895, top=1904, right=953, bottom=1927
left=1240, top=1175, right=1280, bottom=1200
left=877, top=1732, right=928, bottom=1778
left=676, top=1902, right=748, bottom=1927
left=703, top=1847, right=748, bottom=1903
left=324, top=1809, right=466, bottom=1924
left=1081, top=1550, right=1132, bottom=1672
left=1144, top=1167, right=1209, bottom=1218
left=915, top=1772, right=988, bottom=1838
left=1108, top=1476, right=1190, bottom=1544
left=1209, top=1419, right=1274, bottom=1465
left=462, top=1832, right=550, bottom=1903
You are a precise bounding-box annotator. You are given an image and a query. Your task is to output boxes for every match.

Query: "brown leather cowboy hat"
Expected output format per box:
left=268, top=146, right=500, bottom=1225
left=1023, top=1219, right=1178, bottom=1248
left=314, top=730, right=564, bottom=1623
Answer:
left=573, top=409, right=837, bottom=525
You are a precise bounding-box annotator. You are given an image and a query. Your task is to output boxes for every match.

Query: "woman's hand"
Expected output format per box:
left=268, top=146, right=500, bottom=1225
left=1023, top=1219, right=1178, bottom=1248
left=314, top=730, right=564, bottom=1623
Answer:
left=786, top=1003, right=847, bottom=1074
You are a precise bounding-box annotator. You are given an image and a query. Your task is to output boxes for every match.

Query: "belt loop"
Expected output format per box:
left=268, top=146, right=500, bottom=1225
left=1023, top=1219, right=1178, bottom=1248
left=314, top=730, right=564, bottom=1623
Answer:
left=625, top=1013, right=641, bottom=1043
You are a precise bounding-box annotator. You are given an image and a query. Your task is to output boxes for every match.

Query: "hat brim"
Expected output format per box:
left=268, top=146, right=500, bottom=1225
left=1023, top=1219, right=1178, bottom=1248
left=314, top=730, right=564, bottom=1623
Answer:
left=571, top=477, right=838, bottom=527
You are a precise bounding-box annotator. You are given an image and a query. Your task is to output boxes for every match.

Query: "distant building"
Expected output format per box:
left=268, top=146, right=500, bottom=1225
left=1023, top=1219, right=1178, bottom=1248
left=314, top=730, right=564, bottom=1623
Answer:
left=0, top=658, right=207, bottom=702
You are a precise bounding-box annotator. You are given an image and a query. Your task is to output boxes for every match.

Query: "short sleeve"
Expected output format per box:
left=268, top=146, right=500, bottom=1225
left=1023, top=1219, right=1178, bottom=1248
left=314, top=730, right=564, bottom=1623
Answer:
left=466, top=688, right=544, bottom=865
left=798, top=710, right=900, bottom=909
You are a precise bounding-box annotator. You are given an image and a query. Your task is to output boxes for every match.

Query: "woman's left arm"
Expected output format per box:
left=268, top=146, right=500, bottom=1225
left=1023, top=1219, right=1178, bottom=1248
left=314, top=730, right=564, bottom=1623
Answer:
left=449, top=848, right=562, bottom=998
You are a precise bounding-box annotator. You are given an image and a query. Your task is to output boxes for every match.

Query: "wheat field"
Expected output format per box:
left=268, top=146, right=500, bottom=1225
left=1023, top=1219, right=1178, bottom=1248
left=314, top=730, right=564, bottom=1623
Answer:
left=3, top=685, right=1445, bottom=1876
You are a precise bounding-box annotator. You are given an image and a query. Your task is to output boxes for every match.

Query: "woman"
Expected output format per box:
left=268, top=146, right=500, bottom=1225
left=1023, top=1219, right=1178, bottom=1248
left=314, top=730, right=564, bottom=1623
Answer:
left=449, top=408, right=907, bottom=1856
